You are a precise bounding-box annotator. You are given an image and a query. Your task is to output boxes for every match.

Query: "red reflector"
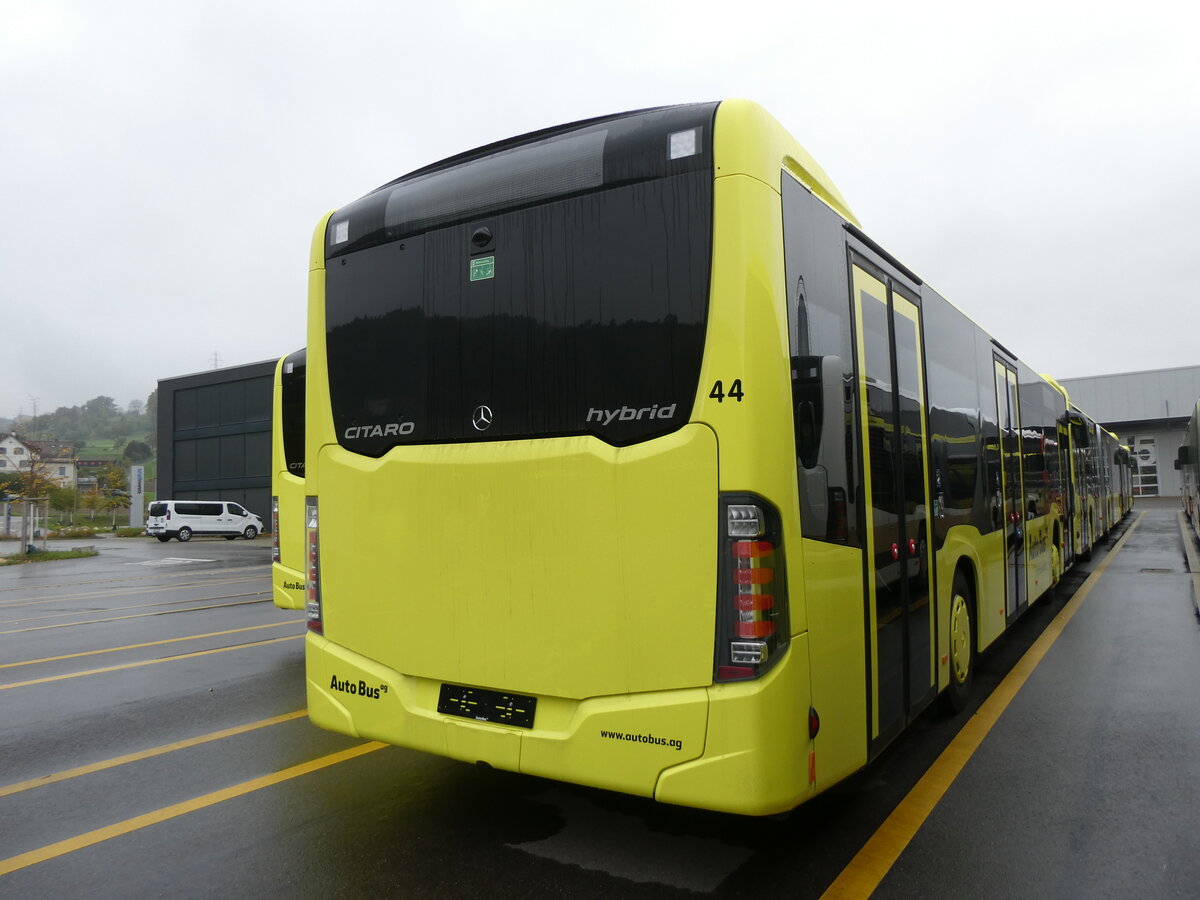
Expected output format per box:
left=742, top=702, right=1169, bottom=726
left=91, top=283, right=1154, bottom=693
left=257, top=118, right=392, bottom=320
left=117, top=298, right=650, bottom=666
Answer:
left=718, top=665, right=756, bottom=680
left=732, top=540, right=774, bottom=558
left=734, top=594, right=775, bottom=612
left=307, top=620, right=323, bottom=634
left=735, top=620, right=776, bottom=639
left=734, top=568, right=774, bottom=586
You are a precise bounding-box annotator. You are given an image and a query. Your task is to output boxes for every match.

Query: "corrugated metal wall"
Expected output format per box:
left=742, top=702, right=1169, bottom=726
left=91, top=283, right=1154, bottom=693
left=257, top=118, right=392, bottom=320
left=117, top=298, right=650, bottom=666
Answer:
left=1060, top=365, right=1200, bottom=497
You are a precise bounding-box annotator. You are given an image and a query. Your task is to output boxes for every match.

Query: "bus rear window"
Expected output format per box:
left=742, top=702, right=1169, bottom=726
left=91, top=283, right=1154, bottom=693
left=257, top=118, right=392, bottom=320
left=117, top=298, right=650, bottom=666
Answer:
left=324, top=105, right=715, bottom=454
left=281, top=349, right=306, bottom=474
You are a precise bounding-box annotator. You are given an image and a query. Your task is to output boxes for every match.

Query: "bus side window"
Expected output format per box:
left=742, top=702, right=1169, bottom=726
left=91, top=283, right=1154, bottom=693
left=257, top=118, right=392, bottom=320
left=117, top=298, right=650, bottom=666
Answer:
left=794, top=354, right=848, bottom=542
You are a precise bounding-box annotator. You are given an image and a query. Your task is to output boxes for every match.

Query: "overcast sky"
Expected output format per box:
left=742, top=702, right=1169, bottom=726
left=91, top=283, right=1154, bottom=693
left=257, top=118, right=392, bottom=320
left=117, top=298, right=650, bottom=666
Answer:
left=3, top=0, right=1197, bottom=419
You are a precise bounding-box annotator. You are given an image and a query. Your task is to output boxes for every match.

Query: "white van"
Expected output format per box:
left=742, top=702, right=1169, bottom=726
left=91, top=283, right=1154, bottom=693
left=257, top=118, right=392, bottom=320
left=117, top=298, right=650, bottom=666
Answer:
left=146, top=500, right=264, bottom=542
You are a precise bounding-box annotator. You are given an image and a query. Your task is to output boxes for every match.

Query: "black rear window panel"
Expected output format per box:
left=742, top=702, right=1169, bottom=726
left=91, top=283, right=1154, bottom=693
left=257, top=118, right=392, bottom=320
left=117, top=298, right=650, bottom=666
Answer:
left=324, top=104, right=717, bottom=455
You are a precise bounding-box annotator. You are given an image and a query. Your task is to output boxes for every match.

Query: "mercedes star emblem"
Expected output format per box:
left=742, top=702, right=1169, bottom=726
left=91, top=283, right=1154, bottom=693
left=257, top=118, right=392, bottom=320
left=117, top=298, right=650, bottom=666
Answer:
left=472, top=405, right=493, bottom=431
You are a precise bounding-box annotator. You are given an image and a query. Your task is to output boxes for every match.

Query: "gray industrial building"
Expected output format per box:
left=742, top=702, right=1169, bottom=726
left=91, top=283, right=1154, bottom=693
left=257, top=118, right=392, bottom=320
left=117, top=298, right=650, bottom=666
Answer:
left=1059, top=364, right=1200, bottom=498
left=156, top=359, right=276, bottom=521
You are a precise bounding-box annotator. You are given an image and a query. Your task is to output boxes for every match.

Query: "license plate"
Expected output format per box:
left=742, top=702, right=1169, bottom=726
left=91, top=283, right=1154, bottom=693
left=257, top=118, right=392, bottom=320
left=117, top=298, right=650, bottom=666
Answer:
left=437, top=683, right=537, bottom=729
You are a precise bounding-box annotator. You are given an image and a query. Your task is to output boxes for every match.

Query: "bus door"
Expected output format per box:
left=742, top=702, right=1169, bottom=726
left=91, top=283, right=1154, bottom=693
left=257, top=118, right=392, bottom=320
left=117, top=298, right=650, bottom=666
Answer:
left=852, top=261, right=935, bottom=750
left=1069, top=418, right=1092, bottom=553
left=1058, top=416, right=1075, bottom=568
left=993, top=359, right=1027, bottom=619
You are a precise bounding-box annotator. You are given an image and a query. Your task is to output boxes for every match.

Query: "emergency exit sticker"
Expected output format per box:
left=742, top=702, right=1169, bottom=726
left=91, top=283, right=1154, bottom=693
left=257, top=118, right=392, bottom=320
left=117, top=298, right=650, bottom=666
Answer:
left=470, top=256, right=495, bottom=281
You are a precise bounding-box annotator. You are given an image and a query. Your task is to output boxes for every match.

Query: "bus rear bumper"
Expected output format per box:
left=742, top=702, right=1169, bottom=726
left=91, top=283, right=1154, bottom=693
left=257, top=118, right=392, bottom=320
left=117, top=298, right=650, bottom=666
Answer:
left=655, top=634, right=813, bottom=816
left=271, top=562, right=306, bottom=610
left=306, top=632, right=812, bottom=814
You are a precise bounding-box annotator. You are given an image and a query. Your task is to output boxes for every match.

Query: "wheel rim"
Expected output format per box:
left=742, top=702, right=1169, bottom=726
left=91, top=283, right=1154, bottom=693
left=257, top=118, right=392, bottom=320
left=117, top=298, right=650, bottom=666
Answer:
left=950, top=593, right=971, bottom=684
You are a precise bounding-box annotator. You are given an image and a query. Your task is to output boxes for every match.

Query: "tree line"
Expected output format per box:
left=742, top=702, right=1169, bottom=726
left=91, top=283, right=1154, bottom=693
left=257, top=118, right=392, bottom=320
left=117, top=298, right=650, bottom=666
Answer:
left=2, top=392, right=157, bottom=445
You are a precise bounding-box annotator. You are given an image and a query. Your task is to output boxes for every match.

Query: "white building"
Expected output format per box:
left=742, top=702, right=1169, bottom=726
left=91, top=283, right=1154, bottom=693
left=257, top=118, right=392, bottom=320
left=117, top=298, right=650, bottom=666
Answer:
left=0, top=433, right=33, bottom=475
left=0, top=434, right=78, bottom=488
left=1059, top=364, right=1200, bottom=497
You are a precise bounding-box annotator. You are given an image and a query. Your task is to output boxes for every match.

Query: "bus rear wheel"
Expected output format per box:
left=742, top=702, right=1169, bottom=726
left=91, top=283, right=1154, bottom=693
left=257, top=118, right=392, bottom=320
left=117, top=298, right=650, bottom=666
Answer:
left=156, top=536, right=170, bottom=543
left=943, top=570, right=974, bottom=713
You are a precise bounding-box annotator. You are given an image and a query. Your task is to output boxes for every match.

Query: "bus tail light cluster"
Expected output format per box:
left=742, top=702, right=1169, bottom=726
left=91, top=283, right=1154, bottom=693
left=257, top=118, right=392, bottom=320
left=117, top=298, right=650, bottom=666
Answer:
left=716, top=495, right=789, bottom=682
left=271, top=496, right=280, bottom=564
left=305, top=497, right=323, bottom=633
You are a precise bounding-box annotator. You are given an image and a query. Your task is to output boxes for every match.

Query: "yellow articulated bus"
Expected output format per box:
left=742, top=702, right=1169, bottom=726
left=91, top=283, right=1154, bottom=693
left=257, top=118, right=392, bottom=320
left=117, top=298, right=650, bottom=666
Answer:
left=271, top=348, right=307, bottom=610
left=1104, top=434, right=1132, bottom=532
left=1053, top=398, right=1129, bottom=560
left=303, top=101, right=1095, bottom=815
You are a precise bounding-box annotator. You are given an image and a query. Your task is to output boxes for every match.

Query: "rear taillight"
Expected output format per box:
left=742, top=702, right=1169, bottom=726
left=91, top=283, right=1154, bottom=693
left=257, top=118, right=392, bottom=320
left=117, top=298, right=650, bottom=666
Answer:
left=305, top=497, right=322, bottom=633
left=271, top=496, right=280, bottom=564
left=716, top=495, right=789, bottom=682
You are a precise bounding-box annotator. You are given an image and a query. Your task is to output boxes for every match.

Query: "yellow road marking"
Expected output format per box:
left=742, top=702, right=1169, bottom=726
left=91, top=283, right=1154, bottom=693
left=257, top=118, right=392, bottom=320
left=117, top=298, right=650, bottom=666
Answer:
left=0, top=741, right=385, bottom=876
left=0, top=634, right=303, bottom=691
left=821, top=511, right=1143, bottom=900
left=1178, top=511, right=1200, bottom=616
left=0, top=710, right=308, bottom=798
left=0, top=620, right=304, bottom=669
left=0, top=595, right=270, bottom=634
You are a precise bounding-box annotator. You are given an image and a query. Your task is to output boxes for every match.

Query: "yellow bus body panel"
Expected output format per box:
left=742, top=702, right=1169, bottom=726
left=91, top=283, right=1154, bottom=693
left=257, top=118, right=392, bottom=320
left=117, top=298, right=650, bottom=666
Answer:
left=712, top=100, right=858, bottom=227
left=316, top=425, right=719, bottom=700
left=271, top=355, right=306, bottom=610
left=307, top=631, right=716, bottom=799
left=656, top=634, right=812, bottom=816
left=797, top=540, right=868, bottom=788
left=975, top=528, right=1007, bottom=651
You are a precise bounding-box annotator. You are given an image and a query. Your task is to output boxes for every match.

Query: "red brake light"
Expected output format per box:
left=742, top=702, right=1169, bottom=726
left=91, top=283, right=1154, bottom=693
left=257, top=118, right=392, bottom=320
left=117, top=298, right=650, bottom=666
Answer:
left=732, top=541, right=773, bottom=558
left=734, top=620, right=776, bottom=639
left=716, top=496, right=789, bottom=682
left=717, top=665, right=756, bottom=680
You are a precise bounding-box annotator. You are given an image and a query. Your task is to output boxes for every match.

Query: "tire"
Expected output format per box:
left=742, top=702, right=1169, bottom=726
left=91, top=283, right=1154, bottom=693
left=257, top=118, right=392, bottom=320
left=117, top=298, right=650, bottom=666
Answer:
left=943, top=569, right=975, bottom=714
left=224, top=535, right=237, bottom=541
left=177, top=527, right=192, bottom=542
left=243, top=526, right=258, bottom=540
left=156, top=535, right=171, bottom=543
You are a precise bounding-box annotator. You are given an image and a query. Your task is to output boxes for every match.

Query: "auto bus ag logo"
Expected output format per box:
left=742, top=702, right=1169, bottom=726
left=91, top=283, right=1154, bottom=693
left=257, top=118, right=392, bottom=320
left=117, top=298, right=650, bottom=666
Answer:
left=329, top=675, right=388, bottom=700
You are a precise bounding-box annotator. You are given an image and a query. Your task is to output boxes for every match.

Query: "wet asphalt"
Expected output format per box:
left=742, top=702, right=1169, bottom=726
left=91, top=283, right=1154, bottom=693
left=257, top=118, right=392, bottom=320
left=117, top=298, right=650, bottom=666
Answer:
left=0, top=506, right=1195, bottom=898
